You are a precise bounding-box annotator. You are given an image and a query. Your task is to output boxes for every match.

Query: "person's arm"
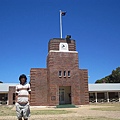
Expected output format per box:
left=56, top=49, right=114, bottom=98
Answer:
left=28, top=92, right=31, bottom=102
left=28, top=84, right=31, bottom=102
left=15, top=85, right=19, bottom=103
left=15, top=93, right=18, bottom=103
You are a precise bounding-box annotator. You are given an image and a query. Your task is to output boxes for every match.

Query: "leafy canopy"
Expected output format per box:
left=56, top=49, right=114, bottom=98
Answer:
left=95, top=67, right=120, bottom=83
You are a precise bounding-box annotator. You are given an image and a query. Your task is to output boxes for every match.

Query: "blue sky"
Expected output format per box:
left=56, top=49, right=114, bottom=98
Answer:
left=0, top=0, right=120, bottom=83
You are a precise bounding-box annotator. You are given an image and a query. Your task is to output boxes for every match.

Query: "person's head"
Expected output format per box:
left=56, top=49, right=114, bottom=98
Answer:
left=19, top=74, right=27, bottom=85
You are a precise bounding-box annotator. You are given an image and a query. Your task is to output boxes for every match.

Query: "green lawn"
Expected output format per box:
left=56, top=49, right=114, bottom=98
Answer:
left=31, top=109, right=73, bottom=115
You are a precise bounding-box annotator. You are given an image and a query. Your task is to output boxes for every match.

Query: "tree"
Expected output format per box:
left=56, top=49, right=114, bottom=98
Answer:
left=95, top=67, right=120, bottom=83
left=0, top=81, right=3, bottom=83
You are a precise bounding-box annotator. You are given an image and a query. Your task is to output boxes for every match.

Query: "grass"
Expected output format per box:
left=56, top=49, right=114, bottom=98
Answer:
left=31, top=109, right=74, bottom=115
left=90, top=103, right=120, bottom=111
left=56, top=104, right=76, bottom=108
left=0, top=105, right=16, bottom=116
left=29, top=116, right=119, bottom=120
left=90, top=102, right=120, bottom=106
left=76, top=117, right=119, bottom=120
left=0, top=103, right=120, bottom=120
left=0, top=105, right=73, bottom=116
left=0, top=116, right=119, bottom=120
left=69, top=117, right=118, bottom=120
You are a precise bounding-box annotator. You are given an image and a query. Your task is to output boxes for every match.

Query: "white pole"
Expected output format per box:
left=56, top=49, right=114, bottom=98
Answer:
left=118, top=92, right=120, bottom=102
left=95, top=92, right=97, bottom=103
left=107, top=92, right=109, bottom=102
left=60, top=10, right=62, bottom=38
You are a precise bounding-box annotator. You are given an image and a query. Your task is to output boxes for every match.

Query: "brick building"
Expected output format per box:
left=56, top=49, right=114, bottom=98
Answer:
left=1, top=39, right=120, bottom=105
left=30, top=38, right=89, bottom=106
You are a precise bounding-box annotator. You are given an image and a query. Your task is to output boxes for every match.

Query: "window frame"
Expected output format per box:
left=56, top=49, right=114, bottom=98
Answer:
left=63, top=71, right=66, bottom=77
left=59, top=71, right=62, bottom=77
left=68, top=71, right=70, bottom=77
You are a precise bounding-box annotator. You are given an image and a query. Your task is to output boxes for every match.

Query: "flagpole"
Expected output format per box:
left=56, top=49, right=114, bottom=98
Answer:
left=60, top=10, right=62, bottom=38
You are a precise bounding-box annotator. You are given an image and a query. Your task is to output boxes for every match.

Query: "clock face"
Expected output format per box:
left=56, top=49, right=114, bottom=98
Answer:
left=59, top=43, right=69, bottom=51
left=61, top=44, right=66, bottom=49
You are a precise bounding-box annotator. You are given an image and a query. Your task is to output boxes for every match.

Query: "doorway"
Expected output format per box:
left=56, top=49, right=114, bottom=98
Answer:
left=59, top=86, right=71, bottom=105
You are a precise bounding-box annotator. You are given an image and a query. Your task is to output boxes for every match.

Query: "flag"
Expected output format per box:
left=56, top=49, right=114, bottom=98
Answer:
left=61, top=11, right=66, bottom=16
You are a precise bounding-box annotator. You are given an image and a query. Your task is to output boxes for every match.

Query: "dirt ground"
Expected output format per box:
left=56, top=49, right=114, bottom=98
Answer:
left=0, top=104, right=120, bottom=120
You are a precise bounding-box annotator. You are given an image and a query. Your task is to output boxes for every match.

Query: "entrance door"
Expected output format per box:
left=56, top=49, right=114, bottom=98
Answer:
left=59, top=88, right=65, bottom=104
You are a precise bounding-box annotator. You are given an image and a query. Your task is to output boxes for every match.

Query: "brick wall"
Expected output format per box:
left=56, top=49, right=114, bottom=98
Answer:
left=48, top=38, right=76, bottom=52
left=47, top=51, right=82, bottom=105
left=8, top=86, right=16, bottom=105
left=79, top=69, right=89, bottom=104
left=30, top=68, right=48, bottom=106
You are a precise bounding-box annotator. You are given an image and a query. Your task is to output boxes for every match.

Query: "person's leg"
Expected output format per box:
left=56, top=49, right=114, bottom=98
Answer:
left=23, top=104, right=30, bottom=120
left=18, top=118, right=22, bottom=120
left=16, top=103, right=22, bottom=120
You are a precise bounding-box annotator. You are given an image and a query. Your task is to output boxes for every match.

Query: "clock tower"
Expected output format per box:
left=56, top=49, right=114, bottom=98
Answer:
left=30, top=38, right=89, bottom=106
left=47, top=38, right=89, bottom=105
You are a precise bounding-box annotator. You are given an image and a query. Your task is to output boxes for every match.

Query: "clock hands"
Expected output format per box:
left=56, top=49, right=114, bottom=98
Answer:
left=62, top=44, right=65, bottom=48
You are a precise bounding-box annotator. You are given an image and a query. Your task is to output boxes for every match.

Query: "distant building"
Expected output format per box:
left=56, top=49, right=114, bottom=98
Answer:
left=0, top=83, right=16, bottom=105
left=89, top=84, right=120, bottom=103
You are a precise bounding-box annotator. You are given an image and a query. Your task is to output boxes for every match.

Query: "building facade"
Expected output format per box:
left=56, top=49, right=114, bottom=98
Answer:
left=0, top=83, right=16, bottom=105
left=1, top=83, right=120, bottom=105
left=1, top=39, right=120, bottom=105
left=89, top=84, right=120, bottom=103
left=30, top=38, right=89, bottom=106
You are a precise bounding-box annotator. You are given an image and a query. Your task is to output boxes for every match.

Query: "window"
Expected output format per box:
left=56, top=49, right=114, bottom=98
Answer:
left=68, top=71, right=70, bottom=77
left=59, top=71, right=70, bottom=78
left=63, top=71, right=66, bottom=77
left=59, top=71, right=62, bottom=77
